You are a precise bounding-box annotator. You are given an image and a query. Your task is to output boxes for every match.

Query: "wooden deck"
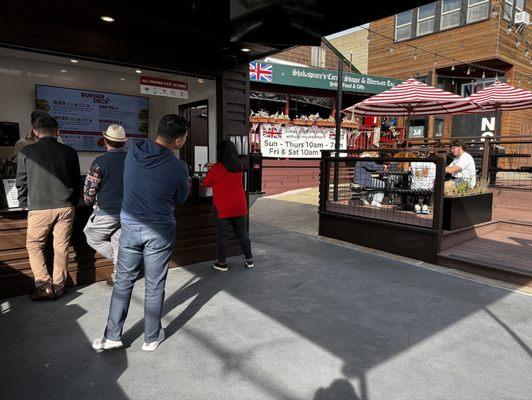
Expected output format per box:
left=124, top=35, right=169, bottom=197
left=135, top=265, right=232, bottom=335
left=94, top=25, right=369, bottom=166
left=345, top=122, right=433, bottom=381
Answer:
left=439, top=222, right=532, bottom=280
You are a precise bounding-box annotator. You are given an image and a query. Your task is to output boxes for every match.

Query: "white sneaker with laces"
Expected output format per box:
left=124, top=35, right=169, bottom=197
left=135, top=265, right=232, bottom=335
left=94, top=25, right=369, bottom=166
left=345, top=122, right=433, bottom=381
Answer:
left=371, top=201, right=382, bottom=208
left=142, top=329, right=165, bottom=352
left=245, top=259, right=254, bottom=268
left=92, top=337, right=123, bottom=350
left=422, top=205, right=429, bottom=214
left=414, top=204, right=421, bottom=214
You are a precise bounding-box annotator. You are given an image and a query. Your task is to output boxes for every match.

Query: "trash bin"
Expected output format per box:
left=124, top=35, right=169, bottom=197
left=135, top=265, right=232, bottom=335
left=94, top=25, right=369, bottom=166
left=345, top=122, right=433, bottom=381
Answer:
left=248, top=151, right=263, bottom=193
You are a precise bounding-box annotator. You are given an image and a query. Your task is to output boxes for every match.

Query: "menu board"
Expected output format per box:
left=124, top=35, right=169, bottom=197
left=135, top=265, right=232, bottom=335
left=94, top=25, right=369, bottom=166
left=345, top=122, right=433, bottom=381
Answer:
left=35, top=85, right=149, bottom=152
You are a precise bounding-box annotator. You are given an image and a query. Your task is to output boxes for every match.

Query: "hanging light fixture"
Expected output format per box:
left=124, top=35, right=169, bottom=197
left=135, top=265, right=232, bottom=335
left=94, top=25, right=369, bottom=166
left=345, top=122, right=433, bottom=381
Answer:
left=451, top=60, right=455, bottom=71
left=482, top=70, right=486, bottom=79
left=525, top=43, right=530, bottom=57
left=433, top=54, right=437, bottom=66
left=466, top=66, right=471, bottom=75
left=452, top=77, right=455, bottom=85
left=413, top=47, right=418, bottom=60
left=515, top=38, right=521, bottom=48
left=507, top=23, right=513, bottom=34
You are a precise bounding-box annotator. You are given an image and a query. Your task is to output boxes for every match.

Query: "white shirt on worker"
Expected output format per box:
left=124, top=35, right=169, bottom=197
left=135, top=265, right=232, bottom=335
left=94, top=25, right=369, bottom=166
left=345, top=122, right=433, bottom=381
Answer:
left=411, top=161, right=436, bottom=190
left=449, top=151, right=476, bottom=187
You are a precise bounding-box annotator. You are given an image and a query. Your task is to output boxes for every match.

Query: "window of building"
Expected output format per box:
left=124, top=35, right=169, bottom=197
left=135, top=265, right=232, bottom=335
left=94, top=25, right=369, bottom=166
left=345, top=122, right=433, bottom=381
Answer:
left=441, top=0, right=462, bottom=30
left=409, top=118, right=428, bottom=138
left=417, top=3, right=436, bottom=36
left=504, top=0, right=526, bottom=22
left=310, top=47, right=326, bottom=68
left=467, top=0, right=490, bottom=23
left=395, top=10, right=413, bottom=41
left=504, top=0, right=514, bottom=20
left=434, top=117, right=445, bottom=137
left=395, top=0, right=495, bottom=41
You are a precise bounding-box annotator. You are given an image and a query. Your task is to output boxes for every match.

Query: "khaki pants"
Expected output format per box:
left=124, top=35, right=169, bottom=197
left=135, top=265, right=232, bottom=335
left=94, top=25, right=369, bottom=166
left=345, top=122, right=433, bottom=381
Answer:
left=26, top=207, right=75, bottom=290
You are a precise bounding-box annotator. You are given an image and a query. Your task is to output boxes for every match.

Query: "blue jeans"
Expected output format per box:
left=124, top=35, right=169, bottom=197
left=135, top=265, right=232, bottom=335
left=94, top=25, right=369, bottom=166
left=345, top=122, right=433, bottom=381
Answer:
left=104, top=223, right=175, bottom=343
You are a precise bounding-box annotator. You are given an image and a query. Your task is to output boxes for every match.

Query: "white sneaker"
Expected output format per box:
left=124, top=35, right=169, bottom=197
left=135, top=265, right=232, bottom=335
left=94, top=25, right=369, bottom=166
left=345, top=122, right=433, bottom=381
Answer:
left=415, top=204, right=421, bottom=214
left=371, top=201, right=382, bottom=208
left=245, top=259, right=254, bottom=268
left=92, top=337, right=123, bottom=350
left=142, top=328, right=165, bottom=352
left=422, top=205, right=429, bottom=214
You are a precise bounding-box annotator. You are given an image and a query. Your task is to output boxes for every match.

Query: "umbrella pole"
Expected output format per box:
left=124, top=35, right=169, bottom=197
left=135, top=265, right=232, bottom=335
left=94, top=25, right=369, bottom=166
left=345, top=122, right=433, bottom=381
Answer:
left=405, top=108, right=411, bottom=146
left=495, top=107, right=502, bottom=137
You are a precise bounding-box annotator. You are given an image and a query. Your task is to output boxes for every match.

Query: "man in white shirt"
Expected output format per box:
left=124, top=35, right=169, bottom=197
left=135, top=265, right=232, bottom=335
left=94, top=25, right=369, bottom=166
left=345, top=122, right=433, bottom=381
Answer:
left=445, top=140, right=477, bottom=191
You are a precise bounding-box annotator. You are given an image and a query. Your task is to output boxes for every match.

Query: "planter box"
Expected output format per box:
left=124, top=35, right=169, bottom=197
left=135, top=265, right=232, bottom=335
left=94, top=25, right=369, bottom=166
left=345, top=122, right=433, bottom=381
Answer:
left=292, top=119, right=314, bottom=126
left=341, top=122, right=358, bottom=129
left=442, top=192, right=493, bottom=231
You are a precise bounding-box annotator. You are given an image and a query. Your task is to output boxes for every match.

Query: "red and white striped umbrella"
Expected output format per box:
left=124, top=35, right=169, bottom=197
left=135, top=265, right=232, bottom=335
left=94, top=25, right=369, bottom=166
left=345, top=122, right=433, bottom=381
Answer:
left=343, top=78, right=478, bottom=117
left=466, top=79, right=532, bottom=111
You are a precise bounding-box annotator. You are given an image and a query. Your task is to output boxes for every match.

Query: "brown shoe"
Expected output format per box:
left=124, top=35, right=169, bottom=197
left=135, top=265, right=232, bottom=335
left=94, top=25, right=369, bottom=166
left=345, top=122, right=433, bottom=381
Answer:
left=53, top=286, right=65, bottom=299
left=29, top=287, right=54, bottom=301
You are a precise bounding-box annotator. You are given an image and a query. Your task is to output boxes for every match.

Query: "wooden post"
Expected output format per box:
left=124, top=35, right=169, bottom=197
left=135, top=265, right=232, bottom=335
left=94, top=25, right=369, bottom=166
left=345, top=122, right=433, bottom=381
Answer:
left=333, top=58, right=343, bottom=202
left=481, top=136, right=491, bottom=183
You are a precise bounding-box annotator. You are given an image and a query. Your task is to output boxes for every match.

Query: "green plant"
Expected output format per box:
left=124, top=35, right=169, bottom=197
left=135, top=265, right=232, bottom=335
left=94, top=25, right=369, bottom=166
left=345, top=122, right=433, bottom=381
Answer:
left=444, top=180, right=488, bottom=197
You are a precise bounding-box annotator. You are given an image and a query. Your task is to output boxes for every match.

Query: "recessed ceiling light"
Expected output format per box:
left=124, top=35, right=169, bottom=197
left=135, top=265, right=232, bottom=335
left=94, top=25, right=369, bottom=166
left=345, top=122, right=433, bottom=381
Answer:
left=100, top=16, right=115, bottom=22
left=135, top=69, right=142, bottom=74
left=120, top=78, right=126, bottom=81
left=70, top=59, right=78, bottom=63
left=241, top=48, right=251, bottom=52
left=60, top=69, right=67, bottom=73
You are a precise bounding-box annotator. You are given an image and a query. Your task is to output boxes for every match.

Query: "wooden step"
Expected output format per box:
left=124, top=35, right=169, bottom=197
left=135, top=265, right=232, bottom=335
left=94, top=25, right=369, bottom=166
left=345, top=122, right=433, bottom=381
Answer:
left=437, top=254, right=532, bottom=288
left=440, top=221, right=499, bottom=251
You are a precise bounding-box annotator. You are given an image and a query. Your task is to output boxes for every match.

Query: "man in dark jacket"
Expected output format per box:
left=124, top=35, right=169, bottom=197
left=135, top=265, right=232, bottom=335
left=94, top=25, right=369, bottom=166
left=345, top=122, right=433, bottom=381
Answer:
left=16, top=115, right=81, bottom=300
left=93, top=114, right=190, bottom=352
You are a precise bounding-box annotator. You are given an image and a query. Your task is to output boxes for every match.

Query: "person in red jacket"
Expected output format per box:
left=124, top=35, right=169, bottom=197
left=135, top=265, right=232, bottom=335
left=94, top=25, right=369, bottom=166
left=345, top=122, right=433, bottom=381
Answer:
left=203, top=140, right=253, bottom=271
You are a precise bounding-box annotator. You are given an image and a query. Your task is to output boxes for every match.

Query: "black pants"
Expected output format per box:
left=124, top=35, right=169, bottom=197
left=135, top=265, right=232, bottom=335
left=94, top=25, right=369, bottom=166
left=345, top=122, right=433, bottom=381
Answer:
left=214, top=210, right=253, bottom=263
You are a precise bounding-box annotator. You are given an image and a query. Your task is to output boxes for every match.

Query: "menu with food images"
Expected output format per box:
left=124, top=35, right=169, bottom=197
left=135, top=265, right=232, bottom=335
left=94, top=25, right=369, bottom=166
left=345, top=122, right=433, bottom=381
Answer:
left=35, top=85, right=149, bottom=152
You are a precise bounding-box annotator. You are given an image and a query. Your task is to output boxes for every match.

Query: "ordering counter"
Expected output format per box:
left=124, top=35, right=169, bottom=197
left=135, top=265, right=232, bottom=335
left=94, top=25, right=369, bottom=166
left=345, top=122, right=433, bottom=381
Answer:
left=0, top=188, right=242, bottom=299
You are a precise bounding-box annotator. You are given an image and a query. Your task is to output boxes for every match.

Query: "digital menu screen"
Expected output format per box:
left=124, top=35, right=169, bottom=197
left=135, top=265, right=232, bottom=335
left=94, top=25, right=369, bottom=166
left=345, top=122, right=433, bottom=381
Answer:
left=35, top=85, right=149, bottom=152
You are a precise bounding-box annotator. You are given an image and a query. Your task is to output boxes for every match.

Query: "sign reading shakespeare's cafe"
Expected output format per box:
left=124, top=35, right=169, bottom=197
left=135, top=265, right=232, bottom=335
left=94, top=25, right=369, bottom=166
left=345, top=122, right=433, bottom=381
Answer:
left=249, top=62, right=400, bottom=158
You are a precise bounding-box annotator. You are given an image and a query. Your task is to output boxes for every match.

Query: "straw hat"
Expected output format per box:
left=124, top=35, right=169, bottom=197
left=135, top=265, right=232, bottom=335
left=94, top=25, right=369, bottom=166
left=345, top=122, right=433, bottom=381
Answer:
left=103, top=124, right=127, bottom=142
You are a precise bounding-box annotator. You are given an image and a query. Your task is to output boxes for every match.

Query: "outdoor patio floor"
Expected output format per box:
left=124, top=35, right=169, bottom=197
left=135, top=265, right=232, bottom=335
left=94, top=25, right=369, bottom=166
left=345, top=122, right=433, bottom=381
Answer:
left=1, top=222, right=532, bottom=400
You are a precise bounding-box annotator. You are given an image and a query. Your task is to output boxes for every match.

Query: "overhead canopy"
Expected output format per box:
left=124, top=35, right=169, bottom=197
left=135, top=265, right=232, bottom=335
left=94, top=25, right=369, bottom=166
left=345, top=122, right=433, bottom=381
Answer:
left=0, top=0, right=434, bottom=74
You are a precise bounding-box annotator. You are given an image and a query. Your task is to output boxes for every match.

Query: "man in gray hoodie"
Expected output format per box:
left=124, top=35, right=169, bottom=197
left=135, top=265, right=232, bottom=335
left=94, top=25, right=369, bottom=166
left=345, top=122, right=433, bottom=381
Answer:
left=93, top=114, right=190, bottom=352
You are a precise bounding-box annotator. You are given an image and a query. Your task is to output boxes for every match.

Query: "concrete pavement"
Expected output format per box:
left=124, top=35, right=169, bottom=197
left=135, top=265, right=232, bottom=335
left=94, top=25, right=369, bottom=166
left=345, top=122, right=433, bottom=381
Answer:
left=1, top=220, right=532, bottom=400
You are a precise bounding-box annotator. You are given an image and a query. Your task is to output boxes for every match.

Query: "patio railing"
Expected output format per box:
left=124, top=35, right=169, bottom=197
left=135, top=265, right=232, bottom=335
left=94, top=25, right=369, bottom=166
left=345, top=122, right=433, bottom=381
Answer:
left=318, top=150, right=446, bottom=262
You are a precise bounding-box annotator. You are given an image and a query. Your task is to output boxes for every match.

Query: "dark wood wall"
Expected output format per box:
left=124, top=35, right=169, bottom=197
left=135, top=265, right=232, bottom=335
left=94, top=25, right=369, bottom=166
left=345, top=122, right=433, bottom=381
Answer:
left=217, top=64, right=250, bottom=140
left=0, top=200, right=241, bottom=299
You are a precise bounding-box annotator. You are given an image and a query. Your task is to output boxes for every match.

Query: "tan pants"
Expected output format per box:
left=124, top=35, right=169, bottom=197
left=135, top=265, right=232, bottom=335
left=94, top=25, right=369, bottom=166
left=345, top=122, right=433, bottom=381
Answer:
left=26, top=207, right=75, bottom=290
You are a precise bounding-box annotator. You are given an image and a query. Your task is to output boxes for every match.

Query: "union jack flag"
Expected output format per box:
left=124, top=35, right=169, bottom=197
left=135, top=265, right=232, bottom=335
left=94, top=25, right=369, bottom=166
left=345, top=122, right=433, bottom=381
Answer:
left=262, top=129, right=282, bottom=138
left=249, top=62, right=273, bottom=82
